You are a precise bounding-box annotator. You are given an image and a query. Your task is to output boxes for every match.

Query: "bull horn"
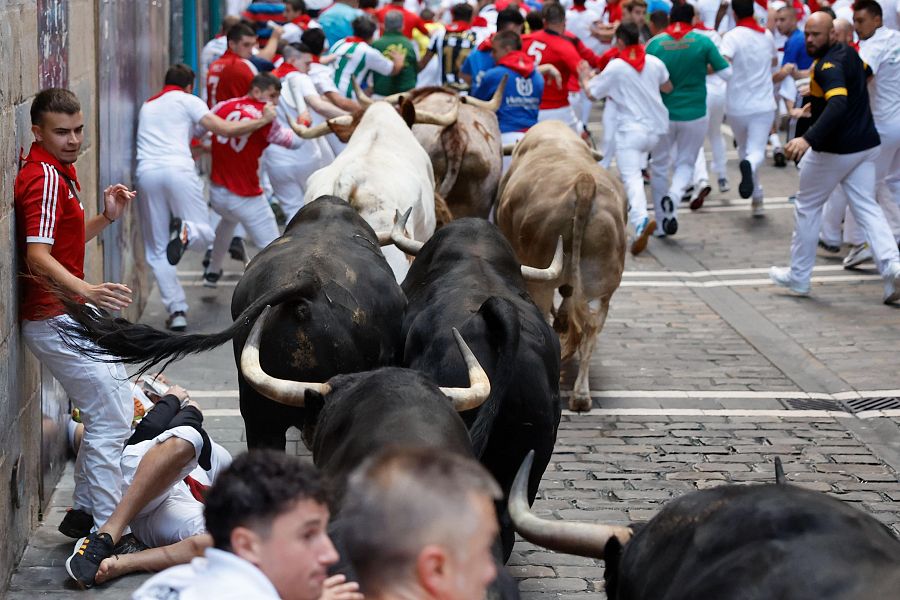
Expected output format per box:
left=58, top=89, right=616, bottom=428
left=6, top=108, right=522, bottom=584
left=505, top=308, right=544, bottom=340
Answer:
left=521, top=236, right=564, bottom=281
left=390, top=207, right=424, bottom=255
left=462, top=74, right=508, bottom=111
left=381, top=92, right=405, bottom=105
left=351, top=75, right=374, bottom=107
left=414, top=101, right=459, bottom=127
left=502, top=143, right=517, bottom=156
left=240, top=306, right=331, bottom=406
left=374, top=231, right=393, bottom=246
left=438, top=328, right=491, bottom=412
left=509, top=450, right=633, bottom=559
left=590, top=149, right=603, bottom=162
left=289, top=115, right=354, bottom=139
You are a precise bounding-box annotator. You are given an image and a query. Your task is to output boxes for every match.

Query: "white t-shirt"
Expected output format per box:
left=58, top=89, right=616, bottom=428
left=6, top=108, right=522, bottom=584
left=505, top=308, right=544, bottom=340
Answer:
left=690, top=0, right=724, bottom=29
left=282, top=19, right=323, bottom=45
left=860, top=26, right=900, bottom=127
left=566, top=7, right=606, bottom=54
left=309, top=62, right=340, bottom=97
left=876, top=0, right=899, bottom=30
left=136, top=90, right=210, bottom=170
left=133, top=548, right=281, bottom=600
left=587, top=54, right=670, bottom=133
left=720, top=26, right=777, bottom=116
left=266, top=71, right=323, bottom=165
left=693, top=27, right=728, bottom=96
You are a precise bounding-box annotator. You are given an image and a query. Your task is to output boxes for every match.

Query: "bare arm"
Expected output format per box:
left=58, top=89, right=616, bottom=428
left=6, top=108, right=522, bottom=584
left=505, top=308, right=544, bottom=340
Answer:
left=660, top=79, right=674, bottom=93
left=537, top=64, right=563, bottom=88
left=324, top=91, right=362, bottom=112
left=26, top=244, right=132, bottom=310
left=94, top=534, right=212, bottom=585
left=199, top=103, right=276, bottom=136
left=257, top=26, right=283, bottom=62
left=305, top=94, right=348, bottom=119
left=417, top=49, right=435, bottom=72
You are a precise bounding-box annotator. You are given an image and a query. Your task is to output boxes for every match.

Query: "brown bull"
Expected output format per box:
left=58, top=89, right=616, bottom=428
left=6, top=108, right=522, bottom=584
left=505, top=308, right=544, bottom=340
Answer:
left=497, top=120, right=627, bottom=412
left=407, top=83, right=506, bottom=221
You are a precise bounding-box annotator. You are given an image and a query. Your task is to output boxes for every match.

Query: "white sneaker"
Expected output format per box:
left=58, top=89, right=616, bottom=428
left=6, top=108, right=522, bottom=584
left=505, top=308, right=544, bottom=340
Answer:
left=843, top=243, right=873, bottom=269
left=751, top=199, right=765, bottom=218
left=884, top=263, right=900, bottom=305
left=769, top=266, right=810, bottom=296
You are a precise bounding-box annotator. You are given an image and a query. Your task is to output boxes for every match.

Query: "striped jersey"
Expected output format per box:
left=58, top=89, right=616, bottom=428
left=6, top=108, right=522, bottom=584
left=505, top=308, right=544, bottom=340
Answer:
left=328, top=37, right=396, bottom=98
left=429, top=26, right=478, bottom=89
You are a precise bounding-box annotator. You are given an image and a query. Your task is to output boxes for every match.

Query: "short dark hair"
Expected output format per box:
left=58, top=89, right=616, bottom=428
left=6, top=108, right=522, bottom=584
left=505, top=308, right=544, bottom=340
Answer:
left=164, top=63, right=195, bottom=88
left=853, top=0, right=883, bottom=18
left=250, top=71, right=282, bottom=93
left=649, top=9, right=669, bottom=29
left=493, top=29, right=522, bottom=51
left=497, top=7, right=526, bottom=30
left=421, top=8, right=435, bottom=20
left=285, top=0, right=306, bottom=12
left=31, top=88, right=81, bottom=126
left=669, top=1, right=695, bottom=23
left=301, top=27, right=326, bottom=55
left=731, top=0, right=754, bottom=20
left=227, top=22, right=257, bottom=43
left=526, top=10, right=544, bottom=31
left=351, top=14, right=378, bottom=40
left=450, top=2, right=474, bottom=21
left=542, top=2, right=566, bottom=24
left=816, top=7, right=837, bottom=18
left=616, top=21, right=641, bottom=46
left=204, top=450, right=329, bottom=552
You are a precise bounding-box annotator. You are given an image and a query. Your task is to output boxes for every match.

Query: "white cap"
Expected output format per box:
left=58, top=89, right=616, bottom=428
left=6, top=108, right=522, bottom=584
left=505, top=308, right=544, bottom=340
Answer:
left=770, top=0, right=788, bottom=11
left=306, top=0, right=333, bottom=10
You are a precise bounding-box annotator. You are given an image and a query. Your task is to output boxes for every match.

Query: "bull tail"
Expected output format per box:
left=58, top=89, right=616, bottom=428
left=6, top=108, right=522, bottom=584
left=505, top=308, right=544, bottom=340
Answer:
left=55, top=278, right=317, bottom=375
left=468, top=296, right=521, bottom=459
left=774, top=457, right=786, bottom=484
left=434, top=190, right=453, bottom=228
left=559, top=174, right=595, bottom=361
left=437, top=120, right=466, bottom=198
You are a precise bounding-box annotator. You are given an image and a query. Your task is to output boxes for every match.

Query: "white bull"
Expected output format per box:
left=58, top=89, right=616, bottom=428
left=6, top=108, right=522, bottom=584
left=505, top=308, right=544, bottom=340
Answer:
left=295, top=98, right=456, bottom=282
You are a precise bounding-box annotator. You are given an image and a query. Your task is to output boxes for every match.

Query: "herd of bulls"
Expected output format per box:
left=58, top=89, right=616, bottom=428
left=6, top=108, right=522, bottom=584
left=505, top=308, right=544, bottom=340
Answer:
left=60, top=92, right=900, bottom=598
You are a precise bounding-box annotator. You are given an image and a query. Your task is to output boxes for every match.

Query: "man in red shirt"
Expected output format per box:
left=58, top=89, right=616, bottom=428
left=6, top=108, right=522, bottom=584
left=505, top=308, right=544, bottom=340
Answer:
left=206, top=22, right=260, bottom=108
left=204, top=72, right=306, bottom=287
left=374, top=0, right=430, bottom=39
left=15, top=88, right=137, bottom=541
left=523, top=2, right=591, bottom=133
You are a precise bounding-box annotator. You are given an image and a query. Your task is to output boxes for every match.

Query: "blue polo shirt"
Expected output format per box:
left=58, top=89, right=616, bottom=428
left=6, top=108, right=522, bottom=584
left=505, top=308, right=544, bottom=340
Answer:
left=461, top=49, right=496, bottom=89
left=471, top=64, right=544, bottom=133
left=782, top=28, right=813, bottom=70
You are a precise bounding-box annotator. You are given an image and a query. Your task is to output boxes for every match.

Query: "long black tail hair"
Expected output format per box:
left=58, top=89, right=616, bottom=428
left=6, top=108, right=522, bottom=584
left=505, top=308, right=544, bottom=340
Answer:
left=55, top=278, right=317, bottom=376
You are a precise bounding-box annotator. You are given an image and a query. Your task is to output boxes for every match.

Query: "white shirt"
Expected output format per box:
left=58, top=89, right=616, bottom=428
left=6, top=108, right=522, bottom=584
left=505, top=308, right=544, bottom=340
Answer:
left=566, top=7, right=607, bottom=54
left=876, top=0, right=899, bottom=30
left=136, top=90, right=210, bottom=170
left=587, top=54, right=670, bottom=133
left=265, top=71, right=323, bottom=165
left=690, top=0, right=723, bottom=29
left=309, top=62, right=340, bottom=96
left=133, top=548, right=281, bottom=600
left=859, top=26, right=900, bottom=127
left=282, top=19, right=323, bottom=45
left=694, top=27, right=728, bottom=96
left=720, top=26, right=777, bottom=116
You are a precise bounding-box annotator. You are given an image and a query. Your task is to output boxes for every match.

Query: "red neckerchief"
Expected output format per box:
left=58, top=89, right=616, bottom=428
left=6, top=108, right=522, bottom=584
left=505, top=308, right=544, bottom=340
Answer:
left=571, top=4, right=587, bottom=12
left=472, top=16, right=488, bottom=27
left=617, top=44, right=646, bottom=71
left=147, top=85, right=185, bottom=102
left=446, top=20, right=472, bottom=32
left=21, top=142, right=81, bottom=190
left=343, top=36, right=367, bottom=43
left=664, top=22, right=692, bottom=40
left=604, top=0, right=622, bottom=23
left=478, top=32, right=495, bottom=51
left=497, top=50, right=535, bottom=76
left=311, top=54, right=321, bottom=63
left=850, top=40, right=859, bottom=52
left=693, top=22, right=711, bottom=31
left=291, top=14, right=311, bottom=28
left=736, top=16, right=766, bottom=33
left=754, top=0, right=767, bottom=7
left=215, top=33, right=224, bottom=39
left=183, top=476, right=208, bottom=503
left=274, top=62, right=299, bottom=78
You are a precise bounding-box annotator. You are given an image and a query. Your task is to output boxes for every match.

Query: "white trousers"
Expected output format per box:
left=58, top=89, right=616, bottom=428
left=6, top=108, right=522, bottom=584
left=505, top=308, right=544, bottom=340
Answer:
left=22, top=317, right=133, bottom=528
left=600, top=100, right=617, bottom=169
left=538, top=105, right=583, bottom=134
left=693, top=90, right=727, bottom=183
left=123, top=426, right=231, bottom=548
left=615, top=126, right=659, bottom=230
left=208, top=184, right=280, bottom=273
left=727, top=110, right=775, bottom=200
left=650, top=116, right=708, bottom=222
left=136, top=166, right=215, bottom=314
left=790, top=146, right=900, bottom=282
left=501, top=131, right=526, bottom=174
left=264, top=140, right=332, bottom=224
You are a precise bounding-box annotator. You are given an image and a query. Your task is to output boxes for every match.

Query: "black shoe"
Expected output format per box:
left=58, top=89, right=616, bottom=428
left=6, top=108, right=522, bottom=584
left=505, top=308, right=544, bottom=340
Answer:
left=817, top=239, right=841, bottom=254
left=202, top=248, right=212, bottom=269
left=59, top=508, right=93, bottom=539
left=662, top=216, right=679, bottom=235
left=166, top=311, right=187, bottom=331
left=203, top=270, right=223, bottom=289
left=166, top=218, right=189, bottom=266
left=661, top=195, right=675, bottom=216
left=114, top=533, right=149, bottom=555
left=229, top=237, right=247, bottom=262
left=66, top=532, right=115, bottom=589
left=773, top=149, right=786, bottom=167
left=680, top=185, right=695, bottom=203
left=270, top=201, right=287, bottom=227
left=690, top=183, right=711, bottom=211
left=738, top=159, right=754, bottom=199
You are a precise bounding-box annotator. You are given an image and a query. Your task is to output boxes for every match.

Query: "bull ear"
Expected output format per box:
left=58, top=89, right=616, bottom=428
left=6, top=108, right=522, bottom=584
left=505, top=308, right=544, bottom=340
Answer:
left=399, top=98, right=416, bottom=128
left=300, top=389, right=327, bottom=451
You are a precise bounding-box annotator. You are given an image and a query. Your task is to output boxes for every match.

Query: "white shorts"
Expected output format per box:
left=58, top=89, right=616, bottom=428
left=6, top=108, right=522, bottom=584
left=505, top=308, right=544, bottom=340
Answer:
left=538, top=105, right=583, bottom=134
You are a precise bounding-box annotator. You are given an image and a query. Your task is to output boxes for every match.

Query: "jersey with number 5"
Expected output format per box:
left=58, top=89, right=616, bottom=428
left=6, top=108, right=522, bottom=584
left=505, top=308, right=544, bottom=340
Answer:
left=210, top=96, right=298, bottom=197
left=523, top=29, right=583, bottom=109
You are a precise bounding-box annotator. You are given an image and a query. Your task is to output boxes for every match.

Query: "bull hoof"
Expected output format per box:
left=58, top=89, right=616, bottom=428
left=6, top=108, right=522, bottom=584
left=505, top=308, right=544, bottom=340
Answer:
left=568, top=393, right=592, bottom=412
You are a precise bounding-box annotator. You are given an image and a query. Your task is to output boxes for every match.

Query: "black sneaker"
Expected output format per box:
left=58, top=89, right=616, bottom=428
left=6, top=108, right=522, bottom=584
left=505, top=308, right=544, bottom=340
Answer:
left=114, top=533, right=149, bottom=555
left=203, top=270, right=223, bottom=289
left=662, top=216, right=679, bottom=235
left=270, top=201, right=287, bottom=227
left=202, top=248, right=212, bottom=269
left=229, top=237, right=247, bottom=262
left=738, top=160, right=754, bottom=199
left=66, top=532, right=115, bottom=588
left=166, top=218, right=189, bottom=266
left=59, top=508, right=93, bottom=539
left=680, top=185, right=695, bottom=203
left=817, top=239, right=841, bottom=254
left=773, top=149, right=787, bottom=167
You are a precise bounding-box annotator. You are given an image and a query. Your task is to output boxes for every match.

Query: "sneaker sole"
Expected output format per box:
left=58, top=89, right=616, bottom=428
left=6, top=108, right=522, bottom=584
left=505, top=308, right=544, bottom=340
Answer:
left=662, top=217, right=678, bottom=235
left=631, top=220, right=656, bottom=256
left=690, top=186, right=711, bottom=211
left=738, top=160, right=754, bottom=199
left=166, top=238, right=186, bottom=266
left=65, top=537, right=92, bottom=589
left=843, top=252, right=873, bottom=269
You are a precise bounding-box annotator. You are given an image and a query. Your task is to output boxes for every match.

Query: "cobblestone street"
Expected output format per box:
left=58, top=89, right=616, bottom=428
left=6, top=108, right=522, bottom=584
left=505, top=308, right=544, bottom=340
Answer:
left=8, top=129, right=900, bottom=598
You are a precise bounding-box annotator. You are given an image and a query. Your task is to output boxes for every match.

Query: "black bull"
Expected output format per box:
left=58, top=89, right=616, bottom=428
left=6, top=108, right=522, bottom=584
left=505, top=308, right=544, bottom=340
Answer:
left=398, top=217, right=563, bottom=560
left=56, top=196, right=406, bottom=449
left=511, top=452, right=900, bottom=600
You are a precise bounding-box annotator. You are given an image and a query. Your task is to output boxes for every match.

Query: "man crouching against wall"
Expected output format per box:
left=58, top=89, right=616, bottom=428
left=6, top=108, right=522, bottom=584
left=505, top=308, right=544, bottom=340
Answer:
left=133, top=450, right=356, bottom=600
left=341, top=447, right=502, bottom=600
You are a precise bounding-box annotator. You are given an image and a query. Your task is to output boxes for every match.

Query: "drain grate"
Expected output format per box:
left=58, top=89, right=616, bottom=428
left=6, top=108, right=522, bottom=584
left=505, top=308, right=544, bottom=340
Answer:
left=845, top=397, right=900, bottom=413
left=781, top=397, right=845, bottom=411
